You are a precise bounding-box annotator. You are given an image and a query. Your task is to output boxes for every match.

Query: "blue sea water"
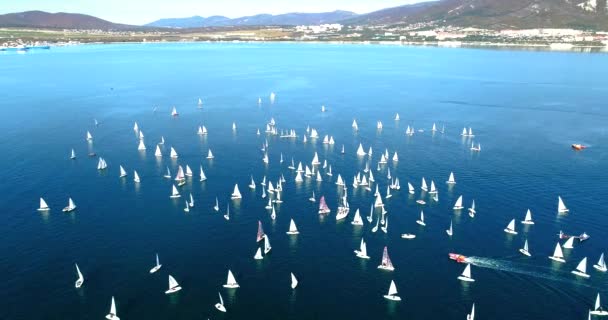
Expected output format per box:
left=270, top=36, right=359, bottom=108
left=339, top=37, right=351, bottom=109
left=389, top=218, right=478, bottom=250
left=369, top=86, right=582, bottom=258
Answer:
left=1, top=43, right=608, bottom=320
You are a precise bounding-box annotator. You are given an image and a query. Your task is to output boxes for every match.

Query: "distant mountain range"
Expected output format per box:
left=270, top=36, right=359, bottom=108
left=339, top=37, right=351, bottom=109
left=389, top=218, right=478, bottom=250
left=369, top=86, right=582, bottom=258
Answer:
left=1, top=0, right=607, bottom=31
left=145, top=10, right=358, bottom=28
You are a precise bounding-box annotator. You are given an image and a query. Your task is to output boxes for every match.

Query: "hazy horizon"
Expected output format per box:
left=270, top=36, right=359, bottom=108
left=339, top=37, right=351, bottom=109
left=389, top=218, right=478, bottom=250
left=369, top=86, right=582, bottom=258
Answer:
left=0, top=0, right=422, bottom=25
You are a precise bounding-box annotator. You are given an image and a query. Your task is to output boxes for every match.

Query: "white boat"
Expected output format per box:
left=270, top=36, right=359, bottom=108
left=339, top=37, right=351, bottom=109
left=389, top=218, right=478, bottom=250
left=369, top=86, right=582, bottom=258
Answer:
left=165, top=275, right=182, bottom=294
left=563, top=236, right=575, bottom=249
left=74, top=263, right=84, bottom=288
left=453, top=196, right=463, bottom=210
left=223, top=269, right=240, bottom=288
left=295, top=171, right=303, bottom=182
left=356, top=143, right=366, bottom=156
left=264, top=234, right=272, bottom=254
left=163, top=167, right=171, bottom=179
left=519, top=239, right=531, bottom=256
left=429, top=181, right=437, bottom=194
left=377, top=121, right=383, bottom=129
left=352, top=119, right=359, bottom=130
left=354, top=238, right=370, bottom=259
left=231, top=184, right=242, bottom=199
left=458, top=264, right=475, bottom=282
left=383, top=280, right=401, bottom=301
left=378, top=246, right=395, bottom=271
left=335, top=174, right=345, bottom=186
left=558, top=196, right=569, bottom=213
left=133, top=122, right=139, bottom=132
left=309, top=191, right=315, bottom=202
left=593, top=253, right=607, bottom=272
left=431, top=123, right=437, bottom=132
left=381, top=217, right=389, bottom=233
left=105, top=296, right=120, bottom=320
left=447, top=172, right=456, bottom=184
left=188, top=193, right=194, bottom=207
left=38, top=197, right=50, bottom=211
left=316, top=171, right=323, bottom=182
left=137, top=140, right=146, bottom=151
left=185, top=165, right=193, bottom=177
left=286, top=219, right=299, bottom=235
left=198, top=98, right=203, bottom=107
left=224, top=204, right=230, bottom=220
left=232, top=122, right=237, bottom=131
left=70, top=148, right=76, bottom=159
left=367, top=204, right=374, bottom=223
left=170, top=147, right=178, bottom=159
left=270, top=206, right=276, bottom=220
left=149, top=253, right=162, bottom=273
left=170, top=185, right=181, bottom=198
left=199, top=166, right=207, bottom=181
left=207, top=149, right=214, bottom=159
left=288, top=159, right=295, bottom=170
left=351, top=209, right=364, bottom=226
left=159, top=136, right=165, bottom=145
left=408, top=182, right=415, bottom=194
left=394, top=113, right=400, bottom=121
left=591, top=293, right=608, bottom=315
left=549, top=242, right=566, bottom=263
left=62, top=198, right=77, bottom=212
left=374, top=193, right=384, bottom=208
left=446, top=220, right=453, bottom=236
left=327, top=165, right=333, bottom=176
left=521, top=209, right=534, bottom=224
left=86, top=131, right=93, bottom=141
left=118, top=165, right=127, bottom=178
left=171, top=107, right=178, bottom=117
left=213, top=197, right=219, bottom=211
left=97, top=158, right=107, bottom=170
left=401, top=233, right=416, bottom=239
left=421, top=178, right=428, bottom=191
left=504, top=219, right=517, bottom=235
left=133, top=170, right=140, bottom=183
left=215, top=292, right=226, bottom=312
left=290, top=272, right=298, bottom=289
left=571, top=257, right=590, bottom=278
left=368, top=146, right=373, bottom=156
left=467, top=303, right=475, bottom=320
left=416, top=211, right=426, bottom=226
left=254, top=247, right=263, bottom=260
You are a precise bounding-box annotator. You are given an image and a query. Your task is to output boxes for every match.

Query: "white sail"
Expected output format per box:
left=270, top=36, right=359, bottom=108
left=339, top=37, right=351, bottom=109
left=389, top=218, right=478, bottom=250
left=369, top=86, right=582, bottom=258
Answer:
left=170, top=185, right=180, bottom=198
left=75, top=263, right=84, bottom=288
left=421, top=178, right=428, bottom=191
left=408, top=182, right=415, bottom=194
left=550, top=242, right=565, bottom=262
left=290, top=273, right=298, bottom=289
left=467, top=303, right=475, bottom=320
left=207, top=149, right=214, bottom=159
left=287, top=218, right=299, bottom=234
left=429, top=181, right=437, bottom=194
left=254, top=247, right=263, bottom=260
left=504, top=219, right=517, bottom=234
left=264, top=235, right=272, bottom=254
left=355, top=238, right=369, bottom=258
left=119, top=165, right=127, bottom=177
left=170, top=147, right=178, bottom=158
left=558, top=196, right=569, bottom=213
left=38, top=197, right=50, bottom=211
left=159, top=136, right=165, bottom=145
left=453, top=196, right=463, bottom=209
left=356, top=143, right=366, bottom=156
left=351, top=209, right=363, bottom=225
left=394, top=113, right=400, bottom=121
left=137, top=140, right=146, bottom=150
left=199, top=166, right=207, bottom=181
left=86, top=131, right=93, bottom=141
left=563, top=237, right=575, bottom=249
left=133, top=122, right=139, bottom=132
left=171, top=107, right=178, bottom=116
left=106, top=296, right=118, bottom=320
left=133, top=170, right=140, bottom=182
left=70, top=148, right=76, bottom=159
left=387, top=280, right=398, bottom=296
left=574, top=257, right=588, bottom=274
left=223, top=269, right=239, bottom=288
left=154, top=145, right=162, bottom=157
left=594, top=253, right=607, bottom=272
left=447, top=172, right=456, bottom=184
left=461, top=264, right=473, bottom=279
left=167, top=275, right=180, bottom=291
left=392, top=152, right=398, bottom=162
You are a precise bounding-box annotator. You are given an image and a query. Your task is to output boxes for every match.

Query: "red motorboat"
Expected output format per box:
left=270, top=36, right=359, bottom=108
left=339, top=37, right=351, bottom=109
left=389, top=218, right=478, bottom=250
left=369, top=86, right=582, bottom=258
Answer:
left=571, top=144, right=586, bottom=150
left=449, top=253, right=467, bottom=263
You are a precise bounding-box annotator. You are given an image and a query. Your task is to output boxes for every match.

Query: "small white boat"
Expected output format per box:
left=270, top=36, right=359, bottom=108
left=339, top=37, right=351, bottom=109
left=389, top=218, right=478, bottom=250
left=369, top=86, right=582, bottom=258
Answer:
left=383, top=280, right=401, bottom=301
left=224, top=204, right=230, bottom=220
left=74, top=263, right=84, bottom=288
left=394, top=113, right=400, bottom=121
left=519, top=239, right=531, bottom=256
left=453, top=195, right=463, bottom=210
left=308, top=191, right=315, bottom=202
left=408, top=182, right=415, bottom=194
left=264, top=234, right=272, bottom=254
left=446, top=171, right=456, bottom=184
left=206, top=149, right=214, bottom=159
left=170, top=147, right=178, bottom=159
left=563, top=236, right=575, bottom=249
left=231, top=184, right=242, bottom=199
left=38, top=197, right=50, bottom=211
left=62, top=198, right=77, bottom=212
left=401, top=233, right=416, bottom=239
left=198, top=98, right=203, bottom=107
left=467, top=303, right=475, bottom=320
left=70, top=148, right=76, bottom=159
left=97, top=158, right=108, bottom=170
left=223, top=269, right=240, bottom=288
left=105, top=296, right=120, bottom=320
left=290, top=272, right=298, bottom=289
left=571, top=257, right=590, bottom=278
left=549, top=242, right=566, bottom=263
left=590, top=293, right=608, bottom=316
left=232, top=122, right=237, bottom=131
left=163, top=167, right=171, bottom=179
left=137, top=140, right=146, bottom=151
left=86, top=131, right=93, bottom=141
left=367, top=204, right=374, bottom=223
left=593, top=253, right=607, bottom=272
left=416, top=199, right=426, bottom=205
left=377, top=247, right=395, bottom=271
left=165, top=275, right=182, bottom=294
left=521, top=209, right=534, bottom=225
left=213, top=197, right=219, bottom=211
left=446, top=220, right=453, bottom=236
left=468, top=200, right=476, bottom=217
left=254, top=247, right=263, bottom=260
left=286, top=218, right=299, bottom=235
left=428, top=180, right=437, bottom=194
left=416, top=211, right=426, bottom=226
left=183, top=200, right=190, bottom=212
left=149, top=253, right=162, bottom=273
left=119, top=165, right=127, bottom=178
left=249, top=176, right=256, bottom=189
left=458, top=264, right=475, bottom=282
left=356, top=143, right=366, bottom=156
left=169, top=185, right=180, bottom=198
left=159, top=136, right=165, bottom=145
left=558, top=196, right=569, bottom=213
left=354, top=238, right=370, bottom=259
left=352, top=119, right=359, bottom=130
left=504, top=219, right=517, bottom=235
left=171, top=107, right=178, bottom=117
left=351, top=209, right=363, bottom=226
left=215, top=292, right=226, bottom=312
left=421, top=178, right=428, bottom=192
left=199, top=166, right=207, bottom=181
left=381, top=217, right=389, bottom=233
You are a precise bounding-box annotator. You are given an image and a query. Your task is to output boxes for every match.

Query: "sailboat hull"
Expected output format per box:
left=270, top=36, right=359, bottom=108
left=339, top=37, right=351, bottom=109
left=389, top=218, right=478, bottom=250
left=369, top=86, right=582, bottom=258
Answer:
left=37, top=208, right=50, bottom=211
left=504, top=229, right=518, bottom=235
left=351, top=221, right=364, bottom=226
left=519, top=249, right=531, bottom=257
left=453, top=206, right=463, bottom=210
left=571, top=270, right=590, bottom=278
left=354, top=251, right=370, bottom=259
left=286, top=231, right=300, bottom=235
left=383, top=295, right=401, bottom=301
left=416, top=220, right=426, bottom=226
left=549, top=256, right=565, bottom=263
left=458, top=276, right=475, bottom=282
left=169, top=195, right=181, bottom=198
left=149, top=265, right=162, bottom=274
left=377, top=265, right=395, bottom=271
left=590, top=310, right=608, bottom=316
left=165, top=286, right=182, bottom=294
left=521, top=221, right=534, bottom=225
left=105, top=314, right=120, bottom=320
left=222, top=284, right=239, bottom=289
left=75, top=280, right=83, bottom=288
left=593, top=265, right=607, bottom=272
left=401, top=234, right=416, bottom=239
left=62, top=207, right=76, bottom=212
left=215, top=304, right=226, bottom=312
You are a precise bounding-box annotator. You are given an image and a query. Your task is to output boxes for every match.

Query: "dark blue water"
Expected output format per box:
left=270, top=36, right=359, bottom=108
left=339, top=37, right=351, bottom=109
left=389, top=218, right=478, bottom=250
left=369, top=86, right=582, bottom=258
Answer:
left=1, top=43, right=608, bottom=320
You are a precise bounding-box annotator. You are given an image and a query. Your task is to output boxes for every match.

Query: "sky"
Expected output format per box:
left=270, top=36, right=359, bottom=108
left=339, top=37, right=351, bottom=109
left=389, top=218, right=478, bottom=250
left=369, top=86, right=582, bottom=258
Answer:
left=0, top=0, right=420, bottom=25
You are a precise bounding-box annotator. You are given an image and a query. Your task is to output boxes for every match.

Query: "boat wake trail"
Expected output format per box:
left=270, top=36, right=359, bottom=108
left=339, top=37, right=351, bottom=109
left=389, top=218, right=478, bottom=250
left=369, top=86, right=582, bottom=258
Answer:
left=466, top=256, right=598, bottom=289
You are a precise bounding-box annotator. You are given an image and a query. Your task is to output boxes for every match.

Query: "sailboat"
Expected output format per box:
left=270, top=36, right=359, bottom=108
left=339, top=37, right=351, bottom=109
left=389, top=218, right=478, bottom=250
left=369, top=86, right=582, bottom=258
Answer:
left=224, top=204, right=230, bottom=220
left=590, top=293, right=608, bottom=315
left=223, top=270, right=239, bottom=288
left=521, top=209, right=534, bottom=225
left=159, top=136, right=165, bottom=145
left=571, top=257, right=590, bottom=278
left=467, top=303, right=475, bottom=320
left=378, top=246, right=395, bottom=271
left=119, top=165, right=127, bottom=178
left=213, top=197, right=219, bottom=211
left=394, top=113, right=400, bottom=121
left=519, top=239, right=531, bottom=256
left=231, top=184, right=242, bottom=199
left=429, top=180, right=437, bottom=194
left=170, top=185, right=181, bottom=198
left=356, top=143, right=366, bottom=156
left=504, top=219, right=517, bottom=235
left=170, top=147, right=178, bottom=159
left=549, top=242, right=566, bottom=262
left=215, top=292, right=226, bottom=312
left=165, top=275, right=182, bottom=294
left=149, top=253, right=162, bottom=273
left=198, top=98, right=203, bottom=107
left=264, top=234, right=272, bottom=254
left=446, top=220, right=453, bottom=236
left=458, top=264, right=475, bottom=282
left=354, top=238, right=370, bottom=259
left=188, top=193, right=194, bottom=207
left=593, top=253, right=607, bottom=272
left=385, top=186, right=392, bottom=199
left=199, top=166, right=207, bottom=181
left=288, top=158, right=295, bottom=170
left=467, top=200, right=476, bottom=218
left=185, top=165, right=193, bottom=177
left=74, top=263, right=84, bottom=288
left=383, top=280, right=401, bottom=301
left=286, top=219, right=299, bottom=235
left=133, top=170, right=140, bottom=183
left=206, top=149, right=214, bottom=159
left=105, top=296, right=120, bottom=320
left=558, top=196, right=569, bottom=213
left=86, top=131, right=93, bottom=141
left=70, top=148, right=76, bottom=159
left=171, top=107, right=178, bottom=117
left=97, top=158, right=108, bottom=170
left=291, top=273, right=298, bottom=289
left=254, top=247, right=263, bottom=260
left=62, top=198, right=77, bottom=212
left=232, top=122, right=237, bottom=131
left=453, top=196, right=464, bottom=210
left=563, top=236, right=575, bottom=249
left=421, top=178, right=428, bottom=192
left=408, top=182, right=415, bottom=194
left=137, top=140, right=146, bottom=150
left=164, top=167, right=171, bottom=179
left=381, top=217, right=389, bottom=233
left=318, top=196, right=330, bottom=214
left=446, top=172, right=456, bottom=184
left=270, top=205, right=276, bottom=220
left=38, top=198, right=50, bottom=211
left=309, top=191, right=316, bottom=202
left=416, top=211, right=426, bottom=226
left=184, top=201, right=190, bottom=212
left=351, top=209, right=364, bottom=226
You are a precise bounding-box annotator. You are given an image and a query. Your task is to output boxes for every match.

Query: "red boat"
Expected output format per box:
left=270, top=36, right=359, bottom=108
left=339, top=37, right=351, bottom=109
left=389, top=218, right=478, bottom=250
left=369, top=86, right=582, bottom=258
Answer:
left=571, top=144, right=586, bottom=150
left=449, top=253, right=467, bottom=263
